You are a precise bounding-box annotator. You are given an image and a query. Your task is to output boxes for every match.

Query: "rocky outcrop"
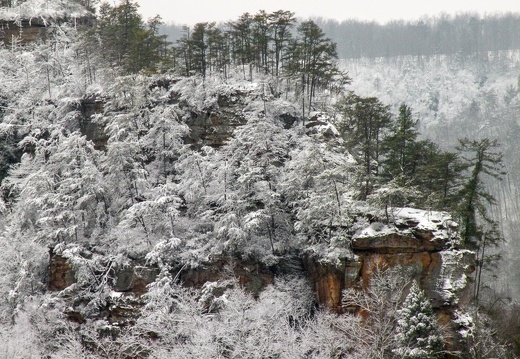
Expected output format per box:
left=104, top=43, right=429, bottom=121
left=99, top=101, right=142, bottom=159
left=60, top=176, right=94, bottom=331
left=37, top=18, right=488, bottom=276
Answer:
left=181, top=91, right=250, bottom=148
left=304, top=208, right=474, bottom=312
left=300, top=210, right=475, bottom=358
left=48, top=250, right=278, bottom=324
left=0, top=15, right=93, bottom=46
left=176, top=256, right=275, bottom=296
left=49, top=253, right=276, bottom=298
left=113, top=265, right=160, bottom=296
left=73, top=78, right=302, bottom=151
left=302, top=249, right=472, bottom=313
left=48, top=209, right=474, bottom=313
left=48, top=252, right=76, bottom=291
left=0, top=19, right=48, bottom=45
left=78, top=96, right=108, bottom=150
left=303, top=256, right=362, bottom=312
left=352, top=232, right=444, bottom=253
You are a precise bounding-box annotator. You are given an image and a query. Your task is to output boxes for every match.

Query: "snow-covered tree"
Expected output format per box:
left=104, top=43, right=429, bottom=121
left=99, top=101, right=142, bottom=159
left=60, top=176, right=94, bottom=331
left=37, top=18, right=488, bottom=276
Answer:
left=285, top=20, right=343, bottom=117
left=342, top=266, right=410, bottom=358
left=394, top=281, right=444, bottom=359
left=220, top=113, right=294, bottom=255
left=281, top=134, right=359, bottom=249
left=4, top=131, right=107, bottom=246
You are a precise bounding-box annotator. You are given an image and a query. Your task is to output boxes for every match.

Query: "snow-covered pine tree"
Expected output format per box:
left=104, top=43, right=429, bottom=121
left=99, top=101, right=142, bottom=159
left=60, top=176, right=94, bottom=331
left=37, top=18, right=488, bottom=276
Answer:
left=394, top=281, right=444, bottom=359
left=455, top=137, right=505, bottom=245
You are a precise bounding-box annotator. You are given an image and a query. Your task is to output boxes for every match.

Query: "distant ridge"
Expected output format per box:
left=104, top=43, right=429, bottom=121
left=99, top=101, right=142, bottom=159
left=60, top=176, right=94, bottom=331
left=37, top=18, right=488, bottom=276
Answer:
left=314, top=13, right=520, bottom=58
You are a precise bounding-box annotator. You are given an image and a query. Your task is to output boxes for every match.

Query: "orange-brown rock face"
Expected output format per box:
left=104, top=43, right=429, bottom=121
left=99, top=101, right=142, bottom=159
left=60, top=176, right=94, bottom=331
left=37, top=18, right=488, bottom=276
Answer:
left=0, top=20, right=48, bottom=45
left=305, top=246, right=474, bottom=313
left=177, top=257, right=275, bottom=297
left=357, top=251, right=456, bottom=308
left=302, top=256, right=363, bottom=312
left=48, top=253, right=76, bottom=291
left=304, top=208, right=474, bottom=313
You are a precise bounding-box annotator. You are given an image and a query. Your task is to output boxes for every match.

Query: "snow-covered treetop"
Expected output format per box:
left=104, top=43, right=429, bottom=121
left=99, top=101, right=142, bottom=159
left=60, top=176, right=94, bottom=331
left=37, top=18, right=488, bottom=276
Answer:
left=0, top=0, right=90, bottom=23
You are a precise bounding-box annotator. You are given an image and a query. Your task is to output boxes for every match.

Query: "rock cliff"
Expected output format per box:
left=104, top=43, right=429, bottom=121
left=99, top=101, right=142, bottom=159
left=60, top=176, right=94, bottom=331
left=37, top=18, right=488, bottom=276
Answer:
left=0, top=19, right=48, bottom=45
left=48, top=208, right=474, bottom=326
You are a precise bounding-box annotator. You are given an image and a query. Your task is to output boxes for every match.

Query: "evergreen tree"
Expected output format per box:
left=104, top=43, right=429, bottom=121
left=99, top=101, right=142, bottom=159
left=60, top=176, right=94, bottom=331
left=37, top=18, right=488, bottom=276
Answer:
left=229, top=13, right=254, bottom=80
left=379, top=104, right=464, bottom=210
left=456, top=138, right=505, bottom=305
left=205, top=23, right=228, bottom=76
left=456, top=138, right=505, bottom=244
left=190, top=22, right=210, bottom=78
left=381, top=103, right=419, bottom=181
left=252, top=10, right=271, bottom=74
left=96, top=0, right=169, bottom=74
left=176, top=26, right=193, bottom=76
left=268, top=10, right=296, bottom=76
left=335, top=93, right=392, bottom=199
left=394, top=282, right=444, bottom=359
left=286, top=20, right=341, bottom=117
left=187, top=22, right=226, bottom=78
left=413, top=143, right=463, bottom=210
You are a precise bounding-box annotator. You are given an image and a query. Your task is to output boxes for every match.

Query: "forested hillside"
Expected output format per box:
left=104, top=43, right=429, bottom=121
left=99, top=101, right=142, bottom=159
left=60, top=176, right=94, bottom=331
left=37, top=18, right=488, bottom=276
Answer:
left=0, top=0, right=518, bottom=357
left=316, top=14, right=520, bottom=58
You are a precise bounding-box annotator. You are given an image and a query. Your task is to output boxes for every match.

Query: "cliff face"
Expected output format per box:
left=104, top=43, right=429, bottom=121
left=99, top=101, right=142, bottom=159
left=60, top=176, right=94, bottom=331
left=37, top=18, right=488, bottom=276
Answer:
left=182, top=91, right=250, bottom=148
left=48, top=209, right=474, bottom=319
left=0, top=0, right=93, bottom=45
left=303, top=237, right=474, bottom=310
left=78, top=96, right=108, bottom=150
left=0, top=19, right=48, bottom=45
left=304, top=208, right=474, bottom=311
left=47, top=217, right=474, bottom=357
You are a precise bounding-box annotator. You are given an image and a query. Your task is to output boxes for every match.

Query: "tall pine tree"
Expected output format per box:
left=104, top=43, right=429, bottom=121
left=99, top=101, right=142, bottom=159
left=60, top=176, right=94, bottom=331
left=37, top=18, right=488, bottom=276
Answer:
left=335, top=93, right=392, bottom=199
left=456, top=138, right=505, bottom=305
left=456, top=138, right=505, bottom=244
left=381, top=103, right=419, bottom=182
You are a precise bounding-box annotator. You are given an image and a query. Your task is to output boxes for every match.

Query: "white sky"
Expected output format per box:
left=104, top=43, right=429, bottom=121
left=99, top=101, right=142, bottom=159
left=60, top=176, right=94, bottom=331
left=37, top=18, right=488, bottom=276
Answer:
left=134, top=0, right=520, bottom=25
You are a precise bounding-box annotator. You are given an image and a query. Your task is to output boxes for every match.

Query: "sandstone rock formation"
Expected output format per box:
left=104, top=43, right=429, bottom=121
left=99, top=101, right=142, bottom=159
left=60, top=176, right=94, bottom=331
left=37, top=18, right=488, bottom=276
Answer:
left=0, top=19, right=48, bottom=45
left=48, top=208, right=474, bottom=324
